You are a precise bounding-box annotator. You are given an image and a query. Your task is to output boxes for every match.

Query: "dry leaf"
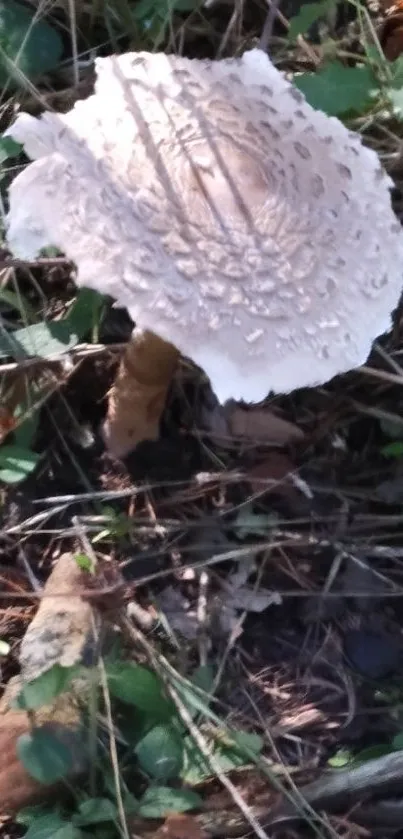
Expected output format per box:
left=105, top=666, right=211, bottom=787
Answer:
left=155, top=586, right=199, bottom=640
left=380, top=10, right=403, bottom=60
left=225, top=403, right=304, bottom=445
left=247, top=452, right=297, bottom=495
left=154, top=813, right=208, bottom=839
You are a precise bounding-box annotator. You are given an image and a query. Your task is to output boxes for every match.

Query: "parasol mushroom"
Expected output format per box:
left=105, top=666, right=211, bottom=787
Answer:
left=5, top=48, right=403, bottom=457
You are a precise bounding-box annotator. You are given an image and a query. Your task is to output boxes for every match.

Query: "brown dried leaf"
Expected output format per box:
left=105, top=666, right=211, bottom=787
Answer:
left=380, top=11, right=403, bottom=60
left=247, top=452, right=297, bottom=495
left=154, top=813, right=208, bottom=839
left=226, top=403, right=304, bottom=445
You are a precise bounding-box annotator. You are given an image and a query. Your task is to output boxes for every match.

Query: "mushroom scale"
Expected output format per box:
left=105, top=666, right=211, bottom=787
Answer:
left=5, top=48, right=403, bottom=403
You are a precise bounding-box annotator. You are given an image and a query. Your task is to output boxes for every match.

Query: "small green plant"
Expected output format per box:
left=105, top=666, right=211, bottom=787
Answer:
left=289, top=0, right=403, bottom=120
left=14, top=656, right=264, bottom=838
left=0, top=288, right=105, bottom=485
left=0, top=0, right=63, bottom=89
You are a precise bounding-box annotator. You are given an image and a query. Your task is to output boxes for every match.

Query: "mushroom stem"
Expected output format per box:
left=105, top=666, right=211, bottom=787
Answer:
left=102, top=328, right=180, bottom=458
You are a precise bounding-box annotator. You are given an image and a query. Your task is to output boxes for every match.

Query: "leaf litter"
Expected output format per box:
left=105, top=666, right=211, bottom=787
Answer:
left=4, top=1, right=403, bottom=838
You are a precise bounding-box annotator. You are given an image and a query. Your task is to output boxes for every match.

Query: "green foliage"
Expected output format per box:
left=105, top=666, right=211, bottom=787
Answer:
left=137, top=786, right=202, bottom=818
left=0, top=289, right=104, bottom=361
left=74, top=798, right=118, bottom=826
left=74, top=553, right=95, bottom=573
left=381, top=441, right=403, bottom=459
left=107, top=661, right=175, bottom=720
left=20, top=812, right=83, bottom=839
left=0, top=443, right=40, bottom=483
left=182, top=728, right=263, bottom=784
left=135, top=723, right=184, bottom=781
left=92, top=507, right=132, bottom=543
left=0, top=0, right=63, bottom=88
left=12, top=664, right=76, bottom=710
left=131, top=0, right=200, bottom=46
left=288, top=0, right=336, bottom=40
left=233, top=504, right=278, bottom=539
left=17, top=728, right=74, bottom=784
left=294, top=61, right=377, bottom=116
left=392, top=731, right=403, bottom=750
left=0, top=288, right=104, bottom=485
left=0, top=135, right=21, bottom=164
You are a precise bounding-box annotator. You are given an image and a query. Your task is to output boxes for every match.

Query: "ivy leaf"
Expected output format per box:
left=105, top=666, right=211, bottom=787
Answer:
left=73, top=798, right=118, bottom=826
left=138, top=787, right=202, bottom=818
left=0, top=0, right=63, bottom=88
left=12, top=665, right=75, bottom=710
left=135, top=723, right=184, bottom=781
left=17, top=728, right=74, bottom=784
left=288, top=0, right=336, bottom=40
left=0, top=444, right=40, bottom=484
left=294, top=62, right=378, bottom=116
left=107, top=663, right=174, bottom=721
left=0, top=289, right=105, bottom=361
left=22, top=814, right=81, bottom=839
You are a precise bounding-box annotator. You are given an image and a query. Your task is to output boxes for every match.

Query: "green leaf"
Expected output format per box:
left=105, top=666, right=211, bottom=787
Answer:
left=392, top=732, right=403, bottom=750
left=0, top=0, right=63, bottom=89
left=17, top=806, right=59, bottom=826
left=381, top=441, right=403, bottom=458
left=288, top=0, right=336, bottom=40
left=138, top=787, right=202, bottom=818
left=327, top=748, right=353, bottom=768
left=182, top=730, right=263, bottom=785
left=0, top=320, right=81, bottom=360
left=294, top=62, right=378, bottom=116
left=0, top=290, right=105, bottom=362
left=0, top=287, right=35, bottom=318
left=12, top=665, right=75, bottom=710
left=74, top=798, right=117, bottom=826
left=352, top=744, right=393, bottom=764
left=180, top=665, right=215, bottom=720
left=14, top=406, right=40, bottom=450
left=135, top=723, right=184, bottom=781
left=0, top=444, right=39, bottom=483
left=21, top=814, right=79, bottom=839
left=17, top=728, right=74, bottom=784
left=107, top=663, right=174, bottom=720
left=181, top=737, right=210, bottom=785
left=65, top=289, right=105, bottom=339
left=233, top=504, right=278, bottom=539
left=0, top=135, right=22, bottom=163
left=190, top=664, right=215, bottom=695
left=229, top=730, right=263, bottom=755
left=74, top=553, right=94, bottom=573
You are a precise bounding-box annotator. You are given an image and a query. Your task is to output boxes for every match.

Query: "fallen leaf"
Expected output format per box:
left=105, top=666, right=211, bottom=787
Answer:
left=225, top=402, right=304, bottom=445
left=155, top=586, right=199, bottom=641
left=247, top=452, right=297, bottom=496
left=381, top=10, right=403, bottom=61
left=155, top=813, right=208, bottom=839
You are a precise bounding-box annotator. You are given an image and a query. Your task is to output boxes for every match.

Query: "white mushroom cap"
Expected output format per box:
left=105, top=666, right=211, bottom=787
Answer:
left=5, top=48, right=403, bottom=403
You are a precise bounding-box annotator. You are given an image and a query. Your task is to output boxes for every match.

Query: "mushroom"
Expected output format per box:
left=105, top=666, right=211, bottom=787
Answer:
left=5, top=48, right=403, bottom=457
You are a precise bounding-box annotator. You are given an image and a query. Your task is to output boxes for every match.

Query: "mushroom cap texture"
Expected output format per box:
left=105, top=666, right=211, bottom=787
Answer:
left=5, top=48, right=403, bottom=402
